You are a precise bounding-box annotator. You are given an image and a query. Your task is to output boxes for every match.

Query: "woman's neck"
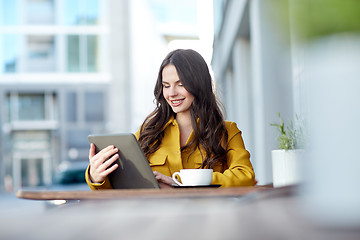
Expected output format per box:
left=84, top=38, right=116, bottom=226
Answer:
left=175, top=112, right=193, bottom=147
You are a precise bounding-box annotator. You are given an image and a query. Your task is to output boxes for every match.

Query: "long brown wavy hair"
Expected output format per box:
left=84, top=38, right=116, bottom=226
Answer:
left=138, top=49, right=228, bottom=170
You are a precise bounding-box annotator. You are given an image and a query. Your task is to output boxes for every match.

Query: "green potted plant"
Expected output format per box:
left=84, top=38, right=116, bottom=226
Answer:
left=270, top=113, right=304, bottom=187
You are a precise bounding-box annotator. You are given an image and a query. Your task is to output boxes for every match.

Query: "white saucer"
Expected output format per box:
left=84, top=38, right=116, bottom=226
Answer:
left=172, top=184, right=221, bottom=188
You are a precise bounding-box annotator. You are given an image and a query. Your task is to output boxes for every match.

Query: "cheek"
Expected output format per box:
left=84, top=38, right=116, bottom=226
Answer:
left=162, top=88, right=168, bottom=98
left=179, top=88, right=190, bottom=98
left=188, top=96, right=195, bottom=105
left=183, top=90, right=194, bottom=102
left=162, top=90, right=172, bottom=103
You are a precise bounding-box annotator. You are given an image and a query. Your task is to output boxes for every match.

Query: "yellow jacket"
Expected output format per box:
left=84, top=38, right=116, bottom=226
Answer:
left=86, top=117, right=255, bottom=189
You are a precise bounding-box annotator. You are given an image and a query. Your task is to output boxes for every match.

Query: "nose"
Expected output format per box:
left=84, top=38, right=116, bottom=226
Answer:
left=168, top=86, right=177, bottom=97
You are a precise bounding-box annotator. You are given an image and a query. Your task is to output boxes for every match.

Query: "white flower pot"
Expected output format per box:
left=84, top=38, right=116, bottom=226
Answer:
left=271, top=149, right=302, bottom=187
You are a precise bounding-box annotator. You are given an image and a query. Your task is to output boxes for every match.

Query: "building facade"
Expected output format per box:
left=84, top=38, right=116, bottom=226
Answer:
left=0, top=0, right=116, bottom=191
left=212, top=0, right=304, bottom=185
left=0, top=0, right=202, bottom=191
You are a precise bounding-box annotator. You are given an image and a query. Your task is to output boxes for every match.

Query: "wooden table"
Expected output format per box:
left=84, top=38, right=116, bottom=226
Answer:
left=6, top=185, right=360, bottom=240
left=16, top=185, right=272, bottom=201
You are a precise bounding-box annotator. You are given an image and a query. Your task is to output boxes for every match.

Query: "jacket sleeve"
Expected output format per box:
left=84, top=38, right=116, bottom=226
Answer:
left=85, top=164, right=113, bottom=190
left=212, top=122, right=256, bottom=187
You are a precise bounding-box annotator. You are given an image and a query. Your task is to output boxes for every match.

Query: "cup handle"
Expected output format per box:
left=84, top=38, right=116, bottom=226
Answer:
left=172, top=172, right=183, bottom=186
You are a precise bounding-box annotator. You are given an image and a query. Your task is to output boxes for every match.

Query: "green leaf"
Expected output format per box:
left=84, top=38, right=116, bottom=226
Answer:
left=270, top=112, right=305, bottom=150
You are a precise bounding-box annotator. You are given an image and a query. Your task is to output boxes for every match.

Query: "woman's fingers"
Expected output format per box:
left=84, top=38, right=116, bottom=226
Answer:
left=103, top=163, right=119, bottom=177
left=153, top=171, right=175, bottom=187
left=90, top=145, right=118, bottom=168
left=96, top=145, right=117, bottom=161
left=89, top=143, right=96, bottom=159
left=98, top=152, right=119, bottom=172
left=88, top=144, right=120, bottom=183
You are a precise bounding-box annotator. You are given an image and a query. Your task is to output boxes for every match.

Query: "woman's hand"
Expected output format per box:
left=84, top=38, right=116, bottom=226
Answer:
left=88, top=143, right=119, bottom=183
left=153, top=171, right=175, bottom=188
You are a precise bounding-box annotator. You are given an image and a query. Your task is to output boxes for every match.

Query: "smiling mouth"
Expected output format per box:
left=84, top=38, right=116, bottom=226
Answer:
left=170, top=99, right=184, bottom=107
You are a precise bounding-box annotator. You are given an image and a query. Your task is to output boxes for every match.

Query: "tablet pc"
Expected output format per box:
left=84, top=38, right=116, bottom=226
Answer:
left=88, top=134, right=160, bottom=189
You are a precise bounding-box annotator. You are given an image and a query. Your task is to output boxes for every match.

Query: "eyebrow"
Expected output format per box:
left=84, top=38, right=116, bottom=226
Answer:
left=162, top=80, right=181, bottom=84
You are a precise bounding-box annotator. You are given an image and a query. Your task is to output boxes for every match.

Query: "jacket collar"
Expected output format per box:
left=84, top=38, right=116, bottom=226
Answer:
left=162, top=115, right=176, bottom=130
left=163, top=115, right=200, bottom=129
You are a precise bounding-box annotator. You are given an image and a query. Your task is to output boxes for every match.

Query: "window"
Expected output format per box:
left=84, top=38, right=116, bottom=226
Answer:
left=67, top=35, right=98, bottom=72
left=64, top=0, right=99, bottom=25
left=0, top=0, right=19, bottom=25
left=27, top=35, right=56, bottom=72
left=1, top=35, right=20, bottom=73
left=148, top=0, right=197, bottom=26
left=6, top=92, right=57, bottom=122
left=86, top=35, right=98, bottom=72
left=148, top=0, right=198, bottom=35
left=18, top=93, right=45, bottom=121
left=66, top=92, right=77, bottom=123
left=26, top=0, right=54, bottom=25
left=67, top=36, right=81, bottom=72
left=84, top=91, right=104, bottom=122
left=1, top=35, right=57, bottom=73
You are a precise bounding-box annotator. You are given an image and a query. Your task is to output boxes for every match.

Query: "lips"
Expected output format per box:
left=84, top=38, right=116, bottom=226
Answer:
left=170, top=99, right=184, bottom=107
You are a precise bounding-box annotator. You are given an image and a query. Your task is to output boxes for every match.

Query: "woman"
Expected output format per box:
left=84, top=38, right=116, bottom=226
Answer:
left=86, top=49, right=255, bottom=189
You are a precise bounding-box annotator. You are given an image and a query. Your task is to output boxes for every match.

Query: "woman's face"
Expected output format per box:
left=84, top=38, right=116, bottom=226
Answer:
left=162, top=64, right=194, bottom=116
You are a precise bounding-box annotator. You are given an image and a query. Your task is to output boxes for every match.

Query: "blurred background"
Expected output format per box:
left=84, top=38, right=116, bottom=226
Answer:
left=1, top=0, right=360, bottom=232
left=1, top=0, right=360, bottom=214
left=1, top=0, right=290, bottom=192
left=0, top=0, right=214, bottom=191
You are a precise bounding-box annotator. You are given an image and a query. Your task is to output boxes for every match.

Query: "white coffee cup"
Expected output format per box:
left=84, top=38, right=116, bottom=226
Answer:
left=172, top=169, right=213, bottom=186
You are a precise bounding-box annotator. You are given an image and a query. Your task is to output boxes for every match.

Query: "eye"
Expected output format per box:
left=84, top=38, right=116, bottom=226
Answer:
left=162, top=84, right=170, bottom=89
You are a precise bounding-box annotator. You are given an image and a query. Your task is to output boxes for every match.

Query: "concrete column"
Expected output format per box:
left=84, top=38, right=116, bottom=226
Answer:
left=250, top=0, right=293, bottom=184
left=107, top=0, right=132, bottom=133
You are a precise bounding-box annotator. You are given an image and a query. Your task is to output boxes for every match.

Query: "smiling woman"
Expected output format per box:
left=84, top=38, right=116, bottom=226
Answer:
left=86, top=49, right=256, bottom=189
left=162, top=65, right=195, bottom=115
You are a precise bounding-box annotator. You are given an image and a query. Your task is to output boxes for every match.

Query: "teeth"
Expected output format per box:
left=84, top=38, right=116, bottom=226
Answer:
left=172, top=100, right=182, bottom=104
